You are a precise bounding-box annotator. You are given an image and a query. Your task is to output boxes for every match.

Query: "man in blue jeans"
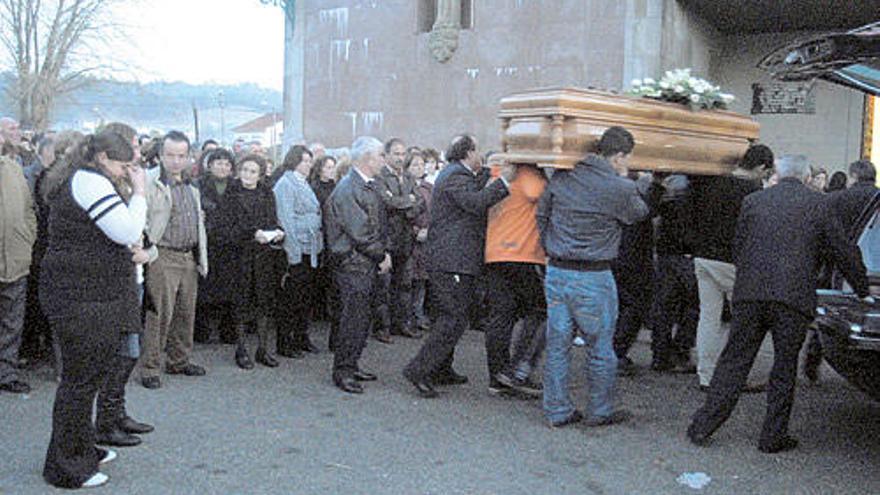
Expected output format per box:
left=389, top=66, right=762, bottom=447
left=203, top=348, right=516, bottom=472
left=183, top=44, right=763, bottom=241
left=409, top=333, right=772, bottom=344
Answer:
left=536, top=126, right=651, bottom=427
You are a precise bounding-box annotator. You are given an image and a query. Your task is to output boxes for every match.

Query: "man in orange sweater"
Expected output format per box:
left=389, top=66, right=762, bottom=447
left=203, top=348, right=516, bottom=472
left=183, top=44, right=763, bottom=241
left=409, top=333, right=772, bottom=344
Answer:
left=483, top=156, right=547, bottom=396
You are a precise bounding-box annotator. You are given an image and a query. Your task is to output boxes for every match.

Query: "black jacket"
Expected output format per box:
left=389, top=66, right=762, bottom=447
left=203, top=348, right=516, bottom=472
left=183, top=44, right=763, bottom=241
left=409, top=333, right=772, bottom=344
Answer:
left=732, top=178, right=869, bottom=318
left=688, top=174, right=762, bottom=263
left=426, top=162, right=508, bottom=276
left=325, top=169, right=387, bottom=274
left=373, top=166, right=425, bottom=256
left=827, top=181, right=880, bottom=237
left=198, top=177, right=251, bottom=305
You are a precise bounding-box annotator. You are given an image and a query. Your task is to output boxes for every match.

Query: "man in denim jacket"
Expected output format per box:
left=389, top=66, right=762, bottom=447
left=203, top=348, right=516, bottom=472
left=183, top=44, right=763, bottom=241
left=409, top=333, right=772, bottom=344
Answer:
left=536, top=126, right=649, bottom=428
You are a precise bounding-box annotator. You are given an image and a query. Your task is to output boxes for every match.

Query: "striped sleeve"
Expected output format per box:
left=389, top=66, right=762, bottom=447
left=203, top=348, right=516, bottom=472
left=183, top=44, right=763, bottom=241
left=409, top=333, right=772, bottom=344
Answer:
left=71, top=170, right=146, bottom=246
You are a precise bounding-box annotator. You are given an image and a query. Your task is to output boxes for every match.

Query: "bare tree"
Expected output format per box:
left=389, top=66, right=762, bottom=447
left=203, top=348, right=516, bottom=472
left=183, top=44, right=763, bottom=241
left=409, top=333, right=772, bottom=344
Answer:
left=0, top=0, right=122, bottom=130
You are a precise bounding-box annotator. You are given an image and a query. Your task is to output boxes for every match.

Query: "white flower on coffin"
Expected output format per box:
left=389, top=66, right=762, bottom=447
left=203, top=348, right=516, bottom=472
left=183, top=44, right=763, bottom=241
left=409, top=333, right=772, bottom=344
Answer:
left=631, top=78, right=643, bottom=87
left=659, top=81, right=670, bottom=89
left=689, top=94, right=701, bottom=103
left=719, top=93, right=736, bottom=104
left=673, top=85, right=685, bottom=94
left=643, top=77, right=655, bottom=85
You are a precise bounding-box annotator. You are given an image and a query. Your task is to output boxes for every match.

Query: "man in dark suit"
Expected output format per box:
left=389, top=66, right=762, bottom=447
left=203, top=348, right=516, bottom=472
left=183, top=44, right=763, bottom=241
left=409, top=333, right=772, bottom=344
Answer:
left=402, top=135, right=515, bottom=398
left=688, top=154, right=873, bottom=453
left=372, top=138, right=425, bottom=340
left=828, top=159, right=878, bottom=235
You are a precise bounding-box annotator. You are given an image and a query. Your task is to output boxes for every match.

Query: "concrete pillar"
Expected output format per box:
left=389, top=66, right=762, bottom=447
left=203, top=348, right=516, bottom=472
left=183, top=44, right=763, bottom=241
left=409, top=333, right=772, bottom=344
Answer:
left=282, top=0, right=307, bottom=148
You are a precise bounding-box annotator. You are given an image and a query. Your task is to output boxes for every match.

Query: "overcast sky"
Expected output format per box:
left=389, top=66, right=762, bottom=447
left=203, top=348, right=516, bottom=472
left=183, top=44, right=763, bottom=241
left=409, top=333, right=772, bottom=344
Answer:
left=108, top=0, right=285, bottom=90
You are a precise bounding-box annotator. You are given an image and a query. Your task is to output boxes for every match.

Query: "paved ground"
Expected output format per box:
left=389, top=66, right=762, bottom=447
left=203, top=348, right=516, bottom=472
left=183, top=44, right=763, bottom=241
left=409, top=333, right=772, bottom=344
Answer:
left=1, top=323, right=878, bottom=495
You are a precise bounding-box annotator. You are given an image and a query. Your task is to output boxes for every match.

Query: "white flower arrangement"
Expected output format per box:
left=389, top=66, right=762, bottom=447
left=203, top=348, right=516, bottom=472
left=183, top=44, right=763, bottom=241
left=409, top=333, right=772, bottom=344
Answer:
left=628, top=68, right=735, bottom=110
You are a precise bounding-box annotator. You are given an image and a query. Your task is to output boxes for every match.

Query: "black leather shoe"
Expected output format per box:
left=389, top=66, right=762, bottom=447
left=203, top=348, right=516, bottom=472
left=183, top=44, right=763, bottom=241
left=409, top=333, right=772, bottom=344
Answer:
left=432, top=370, right=468, bottom=386
left=391, top=327, right=421, bottom=339
left=235, top=348, right=254, bottom=370
left=549, top=410, right=583, bottom=428
left=583, top=409, right=632, bottom=427
left=353, top=370, right=377, bottom=382
left=255, top=348, right=279, bottom=367
left=300, top=341, right=321, bottom=353
left=96, top=428, right=142, bottom=447
left=141, top=377, right=161, bottom=389
left=0, top=380, right=31, bottom=394
left=686, top=426, right=711, bottom=447
left=406, top=376, right=438, bottom=398
left=373, top=331, right=394, bottom=344
left=334, top=376, right=364, bottom=394
left=277, top=349, right=305, bottom=359
left=165, top=363, right=206, bottom=376
left=758, top=436, right=799, bottom=454
left=119, top=416, right=154, bottom=435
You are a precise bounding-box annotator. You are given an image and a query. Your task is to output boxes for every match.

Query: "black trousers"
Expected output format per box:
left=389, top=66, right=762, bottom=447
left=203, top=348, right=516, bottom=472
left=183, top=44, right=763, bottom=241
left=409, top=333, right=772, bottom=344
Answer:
left=650, top=255, right=699, bottom=363
left=482, top=262, right=547, bottom=380
left=612, top=263, right=654, bottom=359
left=404, top=271, right=476, bottom=382
left=332, top=268, right=375, bottom=377
left=276, top=260, right=316, bottom=354
left=43, top=305, right=118, bottom=489
left=688, top=301, right=808, bottom=448
left=388, top=251, right=414, bottom=333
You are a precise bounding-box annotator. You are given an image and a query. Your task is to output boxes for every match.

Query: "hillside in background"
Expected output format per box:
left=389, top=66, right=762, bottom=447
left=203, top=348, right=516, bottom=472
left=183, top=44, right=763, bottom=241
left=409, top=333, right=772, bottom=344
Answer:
left=1, top=75, right=282, bottom=143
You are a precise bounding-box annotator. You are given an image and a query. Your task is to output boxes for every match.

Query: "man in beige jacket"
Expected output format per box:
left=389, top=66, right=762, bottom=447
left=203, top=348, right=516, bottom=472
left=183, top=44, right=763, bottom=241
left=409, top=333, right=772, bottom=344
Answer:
left=0, top=148, right=37, bottom=394
left=141, top=131, right=208, bottom=389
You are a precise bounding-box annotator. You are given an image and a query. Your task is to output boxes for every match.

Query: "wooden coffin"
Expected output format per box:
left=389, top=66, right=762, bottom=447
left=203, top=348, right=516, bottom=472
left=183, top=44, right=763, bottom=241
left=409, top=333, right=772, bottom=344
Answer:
left=498, top=87, right=760, bottom=174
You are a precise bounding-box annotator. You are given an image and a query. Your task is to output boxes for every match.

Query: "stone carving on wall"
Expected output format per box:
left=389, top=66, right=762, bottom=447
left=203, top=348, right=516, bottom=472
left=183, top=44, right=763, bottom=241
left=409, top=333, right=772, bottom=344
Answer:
left=429, top=0, right=461, bottom=63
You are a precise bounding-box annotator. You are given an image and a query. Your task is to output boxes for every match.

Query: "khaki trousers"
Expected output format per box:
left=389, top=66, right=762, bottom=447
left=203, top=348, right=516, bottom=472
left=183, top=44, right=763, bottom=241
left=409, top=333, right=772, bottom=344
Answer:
left=694, top=258, right=772, bottom=386
left=142, top=249, right=198, bottom=379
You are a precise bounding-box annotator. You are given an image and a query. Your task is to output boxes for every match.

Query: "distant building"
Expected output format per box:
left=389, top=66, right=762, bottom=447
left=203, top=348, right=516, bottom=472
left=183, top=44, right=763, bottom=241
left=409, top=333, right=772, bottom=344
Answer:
left=283, top=0, right=877, bottom=170
left=231, top=112, right=284, bottom=150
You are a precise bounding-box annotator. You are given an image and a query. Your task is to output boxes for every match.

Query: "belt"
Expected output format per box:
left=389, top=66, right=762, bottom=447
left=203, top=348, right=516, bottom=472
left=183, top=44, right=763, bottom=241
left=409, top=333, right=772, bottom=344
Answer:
left=548, top=258, right=612, bottom=272
left=158, top=245, right=195, bottom=253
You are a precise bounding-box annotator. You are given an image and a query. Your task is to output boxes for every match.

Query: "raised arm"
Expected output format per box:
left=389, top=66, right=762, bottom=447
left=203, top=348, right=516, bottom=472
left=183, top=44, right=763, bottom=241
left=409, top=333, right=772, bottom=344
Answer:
left=72, top=170, right=146, bottom=246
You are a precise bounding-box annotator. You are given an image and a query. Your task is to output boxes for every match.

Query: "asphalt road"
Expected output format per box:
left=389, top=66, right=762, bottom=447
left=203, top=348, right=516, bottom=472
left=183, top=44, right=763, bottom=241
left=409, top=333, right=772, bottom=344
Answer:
left=1, top=324, right=878, bottom=495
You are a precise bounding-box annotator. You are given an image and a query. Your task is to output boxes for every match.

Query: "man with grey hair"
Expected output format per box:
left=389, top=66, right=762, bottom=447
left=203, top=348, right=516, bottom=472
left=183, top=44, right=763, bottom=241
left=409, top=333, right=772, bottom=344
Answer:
left=688, top=154, right=873, bottom=453
left=324, top=136, right=391, bottom=394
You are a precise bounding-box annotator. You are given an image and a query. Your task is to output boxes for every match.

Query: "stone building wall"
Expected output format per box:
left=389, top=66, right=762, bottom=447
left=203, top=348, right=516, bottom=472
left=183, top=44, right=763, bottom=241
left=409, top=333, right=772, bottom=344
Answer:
left=711, top=31, right=866, bottom=172
left=285, top=0, right=866, bottom=168
left=291, top=0, right=720, bottom=151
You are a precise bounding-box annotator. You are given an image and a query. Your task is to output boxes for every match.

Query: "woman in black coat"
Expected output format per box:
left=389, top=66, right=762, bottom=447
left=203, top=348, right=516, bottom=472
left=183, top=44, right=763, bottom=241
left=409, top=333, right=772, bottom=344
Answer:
left=195, top=149, right=245, bottom=350
left=231, top=154, right=286, bottom=367
left=308, top=155, right=338, bottom=322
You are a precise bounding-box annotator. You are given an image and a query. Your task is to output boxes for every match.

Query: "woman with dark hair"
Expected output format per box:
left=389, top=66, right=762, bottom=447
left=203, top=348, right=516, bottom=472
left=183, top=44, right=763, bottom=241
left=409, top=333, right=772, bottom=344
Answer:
left=90, top=122, right=154, bottom=448
left=308, top=155, right=338, bottom=322
left=194, top=148, right=241, bottom=349
left=40, top=131, right=146, bottom=489
left=273, top=144, right=323, bottom=357
left=229, top=154, right=286, bottom=367
left=309, top=155, right=338, bottom=207
left=826, top=171, right=848, bottom=193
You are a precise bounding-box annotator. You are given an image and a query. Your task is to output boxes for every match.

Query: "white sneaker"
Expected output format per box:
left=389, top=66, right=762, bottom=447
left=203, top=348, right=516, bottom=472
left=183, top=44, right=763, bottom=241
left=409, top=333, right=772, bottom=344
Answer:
left=81, top=472, right=109, bottom=488
left=99, top=449, right=117, bottom=465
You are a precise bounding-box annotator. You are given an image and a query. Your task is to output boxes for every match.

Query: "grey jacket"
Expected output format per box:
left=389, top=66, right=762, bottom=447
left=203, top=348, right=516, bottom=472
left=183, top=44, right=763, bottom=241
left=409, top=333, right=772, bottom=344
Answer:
left=536, top=154, right=649, bottom=263
left=274, top=170, right=323, bottom=267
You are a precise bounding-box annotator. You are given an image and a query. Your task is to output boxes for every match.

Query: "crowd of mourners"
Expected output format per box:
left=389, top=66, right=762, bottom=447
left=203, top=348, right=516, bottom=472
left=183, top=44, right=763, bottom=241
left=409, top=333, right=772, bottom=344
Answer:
left=0, top=115, right=877, bottom=489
